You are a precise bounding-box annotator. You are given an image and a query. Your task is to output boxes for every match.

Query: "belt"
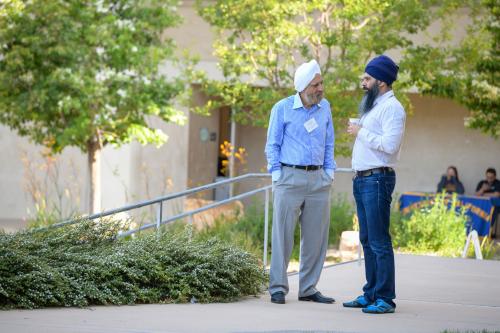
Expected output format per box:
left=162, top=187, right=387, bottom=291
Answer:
left=356, top=167, right=394, bottom=177
left=281, top=163, right=323, bottom=171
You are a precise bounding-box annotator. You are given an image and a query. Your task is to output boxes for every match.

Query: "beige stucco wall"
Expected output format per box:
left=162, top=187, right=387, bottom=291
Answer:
left=187, top=91, right=220, bottom=192
left=0, top=125, right=86, bottom=230
left=128, top=114, right=190, bottom=220
left=0, top=115, right=190, bottom=231
left=397, top=95, right=499, bottom=195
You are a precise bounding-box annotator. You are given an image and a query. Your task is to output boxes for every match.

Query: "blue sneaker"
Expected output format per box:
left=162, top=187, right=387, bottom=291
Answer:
left=343, top=295, right=371, bottom=308
left=362, top=299, right=395, bottom=314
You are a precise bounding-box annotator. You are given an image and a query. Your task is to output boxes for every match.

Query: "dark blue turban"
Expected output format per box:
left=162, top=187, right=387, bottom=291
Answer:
left=365, top=55, right=399, bottom=85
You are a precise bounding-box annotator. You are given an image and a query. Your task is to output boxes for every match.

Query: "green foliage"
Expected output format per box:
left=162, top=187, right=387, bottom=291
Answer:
left=194, top=201, right=270, bottom=259
left=193, top=0, right=464, bottom=156
left=0, top=219, right=266, bottom=309
left=405, top=0, right=499, bottom=138
left=0, top=0, right=186, bottom=152
left=391, top=193, right=467, bottom=257
left=480, top=237, right=500, bottom=260
left=328, top=194, right=356, bottom=246
left=26, top=202, right=59, bottom=229
left=0, top=0, right=190, bottom=213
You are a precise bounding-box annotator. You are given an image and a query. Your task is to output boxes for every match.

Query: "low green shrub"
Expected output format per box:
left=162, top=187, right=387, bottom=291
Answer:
left=194, top=202, right=266, bottom=259
left=328, top=194, right=356, bottom=246
left=391, top=193, right=467, bottom=257
left=288, top=194, right=355, bottom=260
left=0, top=219, right=267, bottom=309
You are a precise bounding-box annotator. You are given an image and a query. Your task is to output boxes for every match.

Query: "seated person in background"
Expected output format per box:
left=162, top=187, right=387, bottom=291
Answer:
left=476, top=168, right=500, bottom=197
left=437, top=166, right=465, bottom=194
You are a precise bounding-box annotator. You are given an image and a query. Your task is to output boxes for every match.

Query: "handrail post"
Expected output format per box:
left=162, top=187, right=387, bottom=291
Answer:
left=229, top=111, right=236, bottom=198
left=156, top=201, right=163, bottom=233
left=263, top=188, right=270, bottom=269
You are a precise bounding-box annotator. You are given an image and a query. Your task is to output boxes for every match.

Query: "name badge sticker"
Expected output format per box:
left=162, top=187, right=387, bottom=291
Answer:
left=304, top=117, right=318, bottom=133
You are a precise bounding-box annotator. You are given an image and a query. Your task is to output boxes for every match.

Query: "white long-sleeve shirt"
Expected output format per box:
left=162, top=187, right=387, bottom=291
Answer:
left=352, top=90, right=406, bottom=171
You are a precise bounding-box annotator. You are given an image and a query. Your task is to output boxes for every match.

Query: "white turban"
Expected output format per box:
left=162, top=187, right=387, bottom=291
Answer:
left=294, top=59, right=321, bottom=92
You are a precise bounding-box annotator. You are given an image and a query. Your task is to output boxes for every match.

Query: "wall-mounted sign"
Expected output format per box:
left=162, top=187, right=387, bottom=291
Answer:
left=199, top=127, right=209, bottom=142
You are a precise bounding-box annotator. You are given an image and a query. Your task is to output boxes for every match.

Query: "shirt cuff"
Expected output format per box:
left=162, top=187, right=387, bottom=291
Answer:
left=325, top=169, right=334, bottom=180
left=271, top=170, right=281, bottom=182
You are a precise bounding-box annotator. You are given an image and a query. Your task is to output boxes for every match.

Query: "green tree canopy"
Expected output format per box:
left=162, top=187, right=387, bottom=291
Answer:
left=194, top=0, right=482, bottom=156
left=405, top=0, right=499, bottom=138
left=0, top=0, right=186, bottom=213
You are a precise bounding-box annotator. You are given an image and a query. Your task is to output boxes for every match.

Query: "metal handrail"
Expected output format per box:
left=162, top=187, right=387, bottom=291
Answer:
left=49, top=173, right=271, bottom=229
left=48, top=168, right=355, bottom=267
left=117, top=184, right=273, bottom=238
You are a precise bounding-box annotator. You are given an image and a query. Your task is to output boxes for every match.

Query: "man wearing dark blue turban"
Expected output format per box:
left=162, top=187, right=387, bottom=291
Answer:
left=345, top=55, right=406, bottom=314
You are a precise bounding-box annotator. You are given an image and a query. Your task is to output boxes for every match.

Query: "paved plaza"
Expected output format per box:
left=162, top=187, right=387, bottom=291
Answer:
left=1, top=254, right=499, bottom=333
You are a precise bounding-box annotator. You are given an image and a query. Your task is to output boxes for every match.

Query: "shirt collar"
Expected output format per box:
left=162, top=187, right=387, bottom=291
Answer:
left=373, top=90, right=394, bottom=107
left=293, top=93, right=322, bottom=110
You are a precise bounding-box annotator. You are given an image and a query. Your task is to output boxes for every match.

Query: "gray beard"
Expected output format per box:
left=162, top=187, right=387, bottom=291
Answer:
left=358, top=84, right=380, bottom=115
left=303, top=92, right=322, bottom=107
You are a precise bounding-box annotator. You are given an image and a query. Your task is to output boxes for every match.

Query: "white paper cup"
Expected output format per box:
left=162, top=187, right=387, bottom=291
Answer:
left=349, top=118, right=360, bottom=125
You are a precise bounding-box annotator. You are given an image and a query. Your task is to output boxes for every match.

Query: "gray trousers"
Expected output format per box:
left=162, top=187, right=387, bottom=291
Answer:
left=269, top=166, right=332, bottom=297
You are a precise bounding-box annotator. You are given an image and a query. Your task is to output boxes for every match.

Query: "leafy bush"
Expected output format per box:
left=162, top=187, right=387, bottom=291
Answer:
left=328, top=194, right=356, bottom=246
left=391, top=193, right=467, bottom=257
left=194, top=201, right=267, bottom=259
left=289, top=194, right=354, bottom=260
left=0, top=219, right=267, bottom=309
left=480, top=237, right=500, bottom=260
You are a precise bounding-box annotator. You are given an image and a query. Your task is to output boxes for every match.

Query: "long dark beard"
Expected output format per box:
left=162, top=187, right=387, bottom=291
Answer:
left=358, top=83, right=379, bottom=115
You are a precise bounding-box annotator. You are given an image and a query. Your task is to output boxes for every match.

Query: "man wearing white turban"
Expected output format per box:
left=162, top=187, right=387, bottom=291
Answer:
left=265, top=59, right=336, bottom=305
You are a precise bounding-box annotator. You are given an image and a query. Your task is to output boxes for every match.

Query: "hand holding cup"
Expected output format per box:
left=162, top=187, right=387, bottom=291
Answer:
left=347, top=118, right=361, bottom=136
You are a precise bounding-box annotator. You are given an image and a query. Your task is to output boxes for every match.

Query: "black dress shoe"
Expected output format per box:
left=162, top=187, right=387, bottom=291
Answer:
left=299, top=291, right=335, bottom=304
left=271, top=291, right=285, bottom=304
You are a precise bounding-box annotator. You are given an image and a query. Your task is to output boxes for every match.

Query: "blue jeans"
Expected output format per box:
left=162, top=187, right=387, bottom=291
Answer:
left=353, top=171, right=396, bottom=307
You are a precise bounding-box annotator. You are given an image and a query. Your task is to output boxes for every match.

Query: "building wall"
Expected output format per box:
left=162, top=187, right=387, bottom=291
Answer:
left=129, top=113, right=190, bottom=220
left=0, top=124, right=135, bottom=230
left=397, top=95, right=499, bottom=196
left=0, top=114, right=190, bottom=231
left=187, top=92, right=220, bottom=192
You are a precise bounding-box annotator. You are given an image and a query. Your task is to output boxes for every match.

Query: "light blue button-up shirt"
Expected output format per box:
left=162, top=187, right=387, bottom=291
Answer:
left=265, top=93, right=336, bottom=181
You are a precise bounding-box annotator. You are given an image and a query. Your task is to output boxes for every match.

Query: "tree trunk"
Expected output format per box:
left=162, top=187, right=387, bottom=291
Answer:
left=87, top=141, right=101, bottom=214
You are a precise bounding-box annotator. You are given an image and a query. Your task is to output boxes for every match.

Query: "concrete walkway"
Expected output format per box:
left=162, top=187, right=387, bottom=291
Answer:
left=1, top=254, right=500, bottom=333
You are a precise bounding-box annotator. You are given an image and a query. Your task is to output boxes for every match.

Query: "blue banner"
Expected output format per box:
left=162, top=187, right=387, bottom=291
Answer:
left=398, top=192, right=497, bottom=236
